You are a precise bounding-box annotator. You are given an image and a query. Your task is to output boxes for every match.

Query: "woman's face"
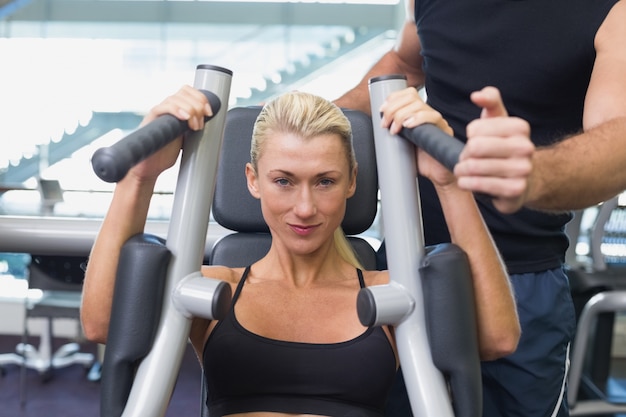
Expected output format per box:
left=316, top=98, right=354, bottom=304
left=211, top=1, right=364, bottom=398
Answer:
left=246, top=132, right=356, bottom=256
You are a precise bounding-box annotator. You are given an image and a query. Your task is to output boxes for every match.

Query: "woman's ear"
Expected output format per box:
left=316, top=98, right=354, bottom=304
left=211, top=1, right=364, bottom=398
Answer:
left=245, top=163, right=261, bottom=199
left=347, top=165, right=358, bottom=198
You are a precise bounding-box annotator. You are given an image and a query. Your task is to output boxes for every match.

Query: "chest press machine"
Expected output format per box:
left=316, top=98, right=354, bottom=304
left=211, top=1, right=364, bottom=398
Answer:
left=91, top=65, right=481, bottom=417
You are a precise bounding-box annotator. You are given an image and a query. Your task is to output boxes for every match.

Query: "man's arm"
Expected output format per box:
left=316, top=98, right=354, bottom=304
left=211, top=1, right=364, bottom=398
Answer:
left=525, top=1, right=626, bottom=211
left=333, top=0, right=425, bottom=115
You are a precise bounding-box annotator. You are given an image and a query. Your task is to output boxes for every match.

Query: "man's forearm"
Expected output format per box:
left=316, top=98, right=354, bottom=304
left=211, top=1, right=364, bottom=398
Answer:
left=334, top=47, right=425, bottom=115
left=333, top=51, right=406, bottom=114
left=525, top=116, right=626, bottom=211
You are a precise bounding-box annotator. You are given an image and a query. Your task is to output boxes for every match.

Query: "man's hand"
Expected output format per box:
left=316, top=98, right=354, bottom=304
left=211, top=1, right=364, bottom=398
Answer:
left=455, top=87, right=535, bottom=214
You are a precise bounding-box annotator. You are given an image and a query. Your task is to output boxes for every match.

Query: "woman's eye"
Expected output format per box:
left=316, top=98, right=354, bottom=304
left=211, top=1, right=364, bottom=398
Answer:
left=319, top=178, right=335, bottom=187
left=275, top=178, right=290, bottom=186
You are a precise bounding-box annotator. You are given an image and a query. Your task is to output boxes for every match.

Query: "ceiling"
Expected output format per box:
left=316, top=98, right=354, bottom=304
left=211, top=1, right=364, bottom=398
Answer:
left=5, top=1, right=402, bottom=27
left=0, top=0, right=402, bottom=190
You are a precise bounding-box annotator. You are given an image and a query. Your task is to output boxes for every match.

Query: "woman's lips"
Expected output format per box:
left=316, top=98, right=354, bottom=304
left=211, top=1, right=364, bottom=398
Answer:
left=289, top=224, right=319, bottom=236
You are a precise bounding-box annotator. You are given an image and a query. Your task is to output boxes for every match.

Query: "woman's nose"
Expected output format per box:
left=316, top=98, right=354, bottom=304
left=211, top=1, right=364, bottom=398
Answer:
left=293, top=187, right=317, bottom=218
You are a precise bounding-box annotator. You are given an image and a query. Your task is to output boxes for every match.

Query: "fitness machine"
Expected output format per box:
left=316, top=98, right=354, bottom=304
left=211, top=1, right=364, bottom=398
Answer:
left=91, top=64, right=233, bottom=417
left=361, top=75, right=481, bottom=417
left=91, top=68, right=480, bottom=417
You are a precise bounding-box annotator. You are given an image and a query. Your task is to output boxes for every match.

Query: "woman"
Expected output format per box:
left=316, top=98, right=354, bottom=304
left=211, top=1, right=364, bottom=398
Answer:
left=81, top=85, right=521, bottom=417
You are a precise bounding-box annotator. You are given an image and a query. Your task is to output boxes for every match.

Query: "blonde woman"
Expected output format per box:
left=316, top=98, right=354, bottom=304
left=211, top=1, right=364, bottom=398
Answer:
left=82, top=86, right=522, bottom=417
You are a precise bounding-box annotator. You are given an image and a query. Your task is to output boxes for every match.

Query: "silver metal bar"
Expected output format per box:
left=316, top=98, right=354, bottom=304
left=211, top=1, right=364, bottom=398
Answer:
left=0, top=215, right=231, bottom=257
left=568, top=291, right=626, bottom=412
left=367, top=75, right=454, bottom=417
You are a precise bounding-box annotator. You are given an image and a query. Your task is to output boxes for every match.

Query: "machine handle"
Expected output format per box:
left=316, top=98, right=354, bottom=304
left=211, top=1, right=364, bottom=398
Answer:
left=398, top=124, right=464, bottom=173
left=91, top=90, right=222, bottom=183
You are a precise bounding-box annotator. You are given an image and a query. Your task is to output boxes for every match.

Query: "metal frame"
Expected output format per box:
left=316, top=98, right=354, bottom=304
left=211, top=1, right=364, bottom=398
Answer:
left=0, top=65, right=465, bottom=417
left=364, top=75, right=455, bottom=417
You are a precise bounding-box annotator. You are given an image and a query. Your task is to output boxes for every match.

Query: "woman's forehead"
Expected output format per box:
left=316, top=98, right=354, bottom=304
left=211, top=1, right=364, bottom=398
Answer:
left=258, top=132, right=349, bottom=167
left=262, top=132, right=345, bottom=154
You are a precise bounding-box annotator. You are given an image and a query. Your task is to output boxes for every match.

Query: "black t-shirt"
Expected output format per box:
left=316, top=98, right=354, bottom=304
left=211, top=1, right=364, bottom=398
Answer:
left=409, top=0, right=619, bottom=274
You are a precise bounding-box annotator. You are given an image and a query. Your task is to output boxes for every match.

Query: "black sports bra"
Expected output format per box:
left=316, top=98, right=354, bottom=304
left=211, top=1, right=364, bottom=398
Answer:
left=203, top=266, right=397, bottom=417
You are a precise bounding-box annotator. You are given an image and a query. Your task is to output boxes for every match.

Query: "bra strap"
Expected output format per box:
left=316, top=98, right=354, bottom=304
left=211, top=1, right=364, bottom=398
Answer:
left=357, top=268, right=365, bottom=289
left=231, top=265, right=252, bottom=304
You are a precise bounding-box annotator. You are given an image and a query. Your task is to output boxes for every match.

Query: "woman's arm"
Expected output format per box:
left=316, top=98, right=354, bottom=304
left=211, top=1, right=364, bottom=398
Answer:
left=435, top=184, right=520, bottom=360
left=81, top=173, right=157, bottom=343
left=81, top=85, right=213, bottom=343
left=380, top=86, right=522, bottom=359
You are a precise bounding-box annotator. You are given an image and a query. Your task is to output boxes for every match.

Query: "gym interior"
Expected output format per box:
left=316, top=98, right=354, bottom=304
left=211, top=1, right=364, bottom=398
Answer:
left=1, top=1, right=625, bottom=417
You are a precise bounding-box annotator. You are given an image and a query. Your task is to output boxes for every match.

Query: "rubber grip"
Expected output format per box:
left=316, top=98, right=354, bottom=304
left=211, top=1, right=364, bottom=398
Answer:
left=399, top=124, right=464, bottom=172
left=91, top=90, right=221, bottom=183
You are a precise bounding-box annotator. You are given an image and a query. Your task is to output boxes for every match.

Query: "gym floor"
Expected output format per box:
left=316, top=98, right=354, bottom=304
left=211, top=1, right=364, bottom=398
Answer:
left=0, top=335, right=202, bottom=417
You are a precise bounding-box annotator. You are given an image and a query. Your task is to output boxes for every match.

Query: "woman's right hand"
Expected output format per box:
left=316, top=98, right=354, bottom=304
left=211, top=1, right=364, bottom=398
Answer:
left=127, top=85, right=214, bottom=182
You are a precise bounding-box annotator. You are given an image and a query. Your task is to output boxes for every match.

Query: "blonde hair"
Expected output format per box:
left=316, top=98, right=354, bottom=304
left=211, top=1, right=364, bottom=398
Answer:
left=251, top=91, right=363, bottom=269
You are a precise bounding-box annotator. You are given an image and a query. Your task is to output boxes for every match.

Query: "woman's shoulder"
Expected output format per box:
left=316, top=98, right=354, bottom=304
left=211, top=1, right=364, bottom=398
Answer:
left=200, top=264, right=247, bottom=285
left=361, top=269, right=390, bottom=286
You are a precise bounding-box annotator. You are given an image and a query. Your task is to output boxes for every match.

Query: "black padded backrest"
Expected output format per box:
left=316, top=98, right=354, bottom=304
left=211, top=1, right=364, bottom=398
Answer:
left=210, top=234, right=377, bottom=271
left=209, top=106, right=378, bottom=269
left=203, top=105, right=378, bottom=417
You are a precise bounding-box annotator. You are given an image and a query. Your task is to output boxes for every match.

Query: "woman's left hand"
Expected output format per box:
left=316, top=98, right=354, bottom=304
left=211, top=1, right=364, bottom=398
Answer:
left=379, top=87, right=457, bottom=188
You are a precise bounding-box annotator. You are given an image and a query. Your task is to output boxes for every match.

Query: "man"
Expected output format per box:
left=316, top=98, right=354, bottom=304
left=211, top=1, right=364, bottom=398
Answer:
left=334, top=0, right=626, bottom=415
